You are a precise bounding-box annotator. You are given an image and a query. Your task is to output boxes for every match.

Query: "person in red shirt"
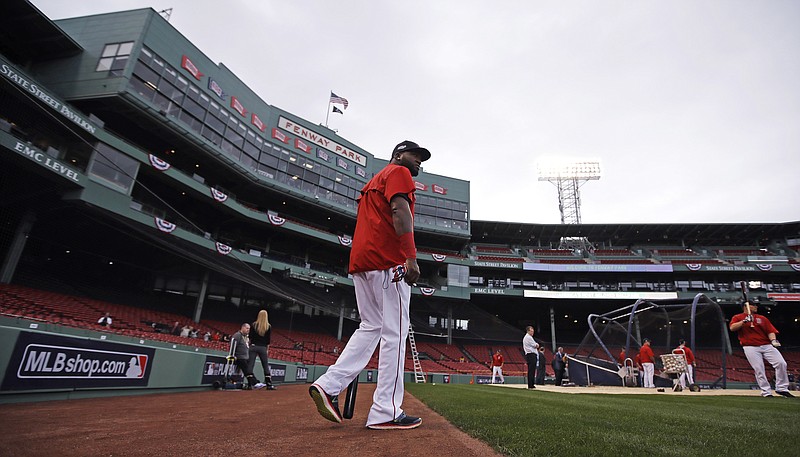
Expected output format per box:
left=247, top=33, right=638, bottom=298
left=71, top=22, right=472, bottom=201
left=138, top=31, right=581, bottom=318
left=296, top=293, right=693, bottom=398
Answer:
left=617, top=348, right=627, bottom=365
left=674, top=339, right=695, bottom=388
left=310, top=140, right=430, bottom=430
left=730, top=300, right=793, bottom=398
left=639, top=338, right=656, bottom=388
left=491, top=350, right=505, bottom=384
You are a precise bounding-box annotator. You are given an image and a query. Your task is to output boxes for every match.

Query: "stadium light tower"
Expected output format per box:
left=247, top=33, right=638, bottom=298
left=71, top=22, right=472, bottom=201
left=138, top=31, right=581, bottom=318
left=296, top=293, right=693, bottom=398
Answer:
left=537, top=160, right=601, bottom=250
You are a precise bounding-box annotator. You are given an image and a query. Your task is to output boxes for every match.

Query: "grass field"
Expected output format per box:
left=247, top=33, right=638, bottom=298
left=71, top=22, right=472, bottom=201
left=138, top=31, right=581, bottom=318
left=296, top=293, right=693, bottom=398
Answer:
left=406, top=383, right=800, bottom=457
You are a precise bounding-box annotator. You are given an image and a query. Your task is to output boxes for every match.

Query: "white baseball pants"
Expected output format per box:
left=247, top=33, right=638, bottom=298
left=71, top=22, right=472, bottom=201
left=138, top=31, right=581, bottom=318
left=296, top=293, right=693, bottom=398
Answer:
left=743, top=344, right=789, bottom=396
left=492, top=366, right=504, bottom=383
left=313, top=267, right=410, bottom=426
left=679, top=365, right=694, bottom=388
left=642, top=362, right=655, bottom=387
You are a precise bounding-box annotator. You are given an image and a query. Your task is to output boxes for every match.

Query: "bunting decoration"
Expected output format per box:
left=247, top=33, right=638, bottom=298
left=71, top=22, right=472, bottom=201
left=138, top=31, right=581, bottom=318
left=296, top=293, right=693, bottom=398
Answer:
left=148, top=154, right=171, bottom=171
left=155, top=217, right=176, bottom=233
left=215, top=242, right=232, bottom=255
left=268, top=212, right=286, bottom=226
left=210, top=188, right=228, bottom=203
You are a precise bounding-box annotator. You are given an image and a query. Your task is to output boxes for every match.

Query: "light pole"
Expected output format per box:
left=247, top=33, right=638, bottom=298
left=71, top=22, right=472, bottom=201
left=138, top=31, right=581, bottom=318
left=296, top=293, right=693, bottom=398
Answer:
left=537, top=160, right=601, bottom=250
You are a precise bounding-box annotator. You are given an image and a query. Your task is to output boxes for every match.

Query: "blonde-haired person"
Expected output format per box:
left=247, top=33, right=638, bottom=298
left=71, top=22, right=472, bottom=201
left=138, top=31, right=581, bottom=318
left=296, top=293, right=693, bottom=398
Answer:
left=247, top=310, right=276, bottom=390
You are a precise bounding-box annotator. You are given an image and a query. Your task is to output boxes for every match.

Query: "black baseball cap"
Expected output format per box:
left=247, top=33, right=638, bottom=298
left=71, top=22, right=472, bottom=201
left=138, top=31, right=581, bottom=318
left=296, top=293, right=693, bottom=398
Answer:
left=393, top=140, right=431, bottom=162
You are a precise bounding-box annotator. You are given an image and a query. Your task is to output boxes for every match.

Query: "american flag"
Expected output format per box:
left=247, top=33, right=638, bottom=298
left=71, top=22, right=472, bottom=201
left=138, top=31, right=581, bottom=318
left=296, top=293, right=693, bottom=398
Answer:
left=330, top=92, right=349, bottom=109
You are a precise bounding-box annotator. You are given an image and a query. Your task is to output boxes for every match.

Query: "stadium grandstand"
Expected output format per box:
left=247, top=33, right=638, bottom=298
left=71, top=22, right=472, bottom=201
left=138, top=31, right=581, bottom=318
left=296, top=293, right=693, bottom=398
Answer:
left=1, top=0, right=799, bottom=397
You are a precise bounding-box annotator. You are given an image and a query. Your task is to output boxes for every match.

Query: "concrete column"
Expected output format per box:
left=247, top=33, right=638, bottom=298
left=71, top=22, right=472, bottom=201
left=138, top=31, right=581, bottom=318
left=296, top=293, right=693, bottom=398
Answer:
left=193, top=270, right=209, bottom=323
left=0, top=210, right=36, bottom=284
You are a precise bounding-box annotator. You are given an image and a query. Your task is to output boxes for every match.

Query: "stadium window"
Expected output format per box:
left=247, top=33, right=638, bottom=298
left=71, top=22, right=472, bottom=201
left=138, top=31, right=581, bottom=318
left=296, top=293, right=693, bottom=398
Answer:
left=223, top=128, right=244, bottom=149
left=179, top=109, right=203, bottom=133
left=304, top=170, right=320, bottom=184
left=243, top=140, right=259, bottom=159
left=436, top=207, right=452, bottom=219
left=201, top=126, right=222, bottom=146
left=158, top=79, right=184, bottom=103
left=88, top=142, right=138, bottom=194
left=287, top=175, right=302, bottom=189
left=301, top=181, right=318, bottom=194
left=258, top=152, right=278, bottom=168
left=319, top=176, right=334, bottom=191
left=128, top=75, right=156, bottom=101
left=139, top=47, right=153, bottom=66
left=240, top=152, right=256, bottom=171
left=161, top=66, right=178, bottom=84
left=287, top=163, right=304, bottom=177
left=181, top=96, right=205, bottom=120
left=220, top=140, right=241, bottom=160
left=96, top=41, right=134, bottom=74
left=428, top=316, right=438, bottom=327
left=152, top=92, right=172, bottom=113
left=131, top=60, right=160, bottom=89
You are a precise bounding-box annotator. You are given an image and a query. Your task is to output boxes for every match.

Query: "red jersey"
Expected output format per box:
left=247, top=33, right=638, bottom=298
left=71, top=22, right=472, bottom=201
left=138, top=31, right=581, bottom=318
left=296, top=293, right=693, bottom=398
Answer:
left=492, top=353, right=504, bottom=367
left=349, top=164, right=416, bottom=273
left=675, top=346, right=694, bottom=364
left=639, top=345, right=655, bottom=364
left=730, top=312, right=779, bottom=346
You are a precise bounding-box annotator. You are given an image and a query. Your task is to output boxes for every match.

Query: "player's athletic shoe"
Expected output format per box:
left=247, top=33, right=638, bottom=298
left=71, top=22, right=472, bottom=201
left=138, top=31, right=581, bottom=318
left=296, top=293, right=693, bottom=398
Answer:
left=309, top=384, right=342, bottom=423
left=367, top=412, right=422, bottom=430
left=776, top=391, right=795, bottom=398
left=253, top=382, right=266, bottom=389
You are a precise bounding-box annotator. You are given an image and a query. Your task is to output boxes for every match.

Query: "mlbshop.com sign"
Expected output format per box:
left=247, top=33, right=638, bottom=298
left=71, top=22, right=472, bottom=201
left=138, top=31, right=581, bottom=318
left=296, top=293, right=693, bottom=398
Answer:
left=2, top=332, right=154, bottom=391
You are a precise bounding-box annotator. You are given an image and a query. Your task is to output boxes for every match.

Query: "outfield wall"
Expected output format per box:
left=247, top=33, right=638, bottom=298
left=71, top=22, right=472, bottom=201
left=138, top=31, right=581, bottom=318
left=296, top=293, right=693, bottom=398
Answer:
left=0, top=316, right=481, bottom=404
left=0, top=316, right=322, bottom=404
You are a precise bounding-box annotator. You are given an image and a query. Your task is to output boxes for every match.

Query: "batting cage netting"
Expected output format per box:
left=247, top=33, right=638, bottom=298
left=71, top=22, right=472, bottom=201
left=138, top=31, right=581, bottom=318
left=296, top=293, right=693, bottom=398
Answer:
left=567, top=294, right=732, bottom=388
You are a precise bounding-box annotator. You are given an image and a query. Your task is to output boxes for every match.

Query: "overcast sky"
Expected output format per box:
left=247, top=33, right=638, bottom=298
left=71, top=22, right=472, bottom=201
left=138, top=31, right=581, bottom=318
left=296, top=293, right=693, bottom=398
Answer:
left=33, top=0, right=800, bottom=225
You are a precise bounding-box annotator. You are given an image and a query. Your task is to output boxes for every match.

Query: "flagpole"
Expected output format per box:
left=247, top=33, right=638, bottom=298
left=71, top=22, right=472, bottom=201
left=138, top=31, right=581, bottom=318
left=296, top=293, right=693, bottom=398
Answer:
left=325, top=91, right=331, bottom=127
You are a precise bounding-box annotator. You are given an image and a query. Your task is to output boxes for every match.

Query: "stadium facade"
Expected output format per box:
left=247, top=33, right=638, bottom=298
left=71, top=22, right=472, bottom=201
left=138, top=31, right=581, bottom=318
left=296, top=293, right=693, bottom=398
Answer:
left=2, top=0, right=799, bottom=350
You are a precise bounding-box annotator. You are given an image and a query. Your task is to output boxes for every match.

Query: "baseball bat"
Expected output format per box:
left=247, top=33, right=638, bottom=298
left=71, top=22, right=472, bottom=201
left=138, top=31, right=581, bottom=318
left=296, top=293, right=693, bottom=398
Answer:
left=740, top=281, right=754, bottom=328
left=342, top=377, right=358, bottom=419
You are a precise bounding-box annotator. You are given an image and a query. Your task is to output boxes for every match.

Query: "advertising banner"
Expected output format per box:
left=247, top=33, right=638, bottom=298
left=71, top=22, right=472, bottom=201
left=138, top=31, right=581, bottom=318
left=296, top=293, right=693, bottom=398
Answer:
left=2, top=332, right=155, bottom=391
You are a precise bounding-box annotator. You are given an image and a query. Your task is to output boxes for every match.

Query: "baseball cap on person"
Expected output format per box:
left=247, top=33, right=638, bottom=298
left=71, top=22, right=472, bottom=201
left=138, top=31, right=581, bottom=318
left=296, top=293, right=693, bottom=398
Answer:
left=393, top=140, right=431, bottom=162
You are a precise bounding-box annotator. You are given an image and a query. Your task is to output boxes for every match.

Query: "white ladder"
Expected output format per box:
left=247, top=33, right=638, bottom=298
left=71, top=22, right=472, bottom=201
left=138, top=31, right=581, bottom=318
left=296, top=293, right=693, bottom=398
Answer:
left=408, top=325, right=426, bottom=383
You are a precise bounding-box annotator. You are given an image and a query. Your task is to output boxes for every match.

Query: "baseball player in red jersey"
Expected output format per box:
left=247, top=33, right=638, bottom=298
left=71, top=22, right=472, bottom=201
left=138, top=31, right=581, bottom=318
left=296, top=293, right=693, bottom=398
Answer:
left=730, top=301, right=793, bottom=398
left=309, top=140, right=430, bottom=430
left=491, top=350, right=505, bottom=384
left=639, top=338, right=656, bottom=388
left=674, top=339, right=695, bottom=388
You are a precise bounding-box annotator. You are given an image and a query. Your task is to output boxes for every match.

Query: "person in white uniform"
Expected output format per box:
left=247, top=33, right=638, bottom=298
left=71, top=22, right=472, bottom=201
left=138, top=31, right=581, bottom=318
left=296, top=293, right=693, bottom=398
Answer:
left=309, top=141, right=431, bottom=429
left=729, top=300, right=793, bottom=398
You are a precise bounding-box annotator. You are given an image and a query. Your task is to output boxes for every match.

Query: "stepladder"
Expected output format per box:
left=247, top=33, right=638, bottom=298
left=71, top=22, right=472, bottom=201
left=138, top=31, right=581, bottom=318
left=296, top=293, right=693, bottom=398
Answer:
left=408, top=325, right=426, bottom=383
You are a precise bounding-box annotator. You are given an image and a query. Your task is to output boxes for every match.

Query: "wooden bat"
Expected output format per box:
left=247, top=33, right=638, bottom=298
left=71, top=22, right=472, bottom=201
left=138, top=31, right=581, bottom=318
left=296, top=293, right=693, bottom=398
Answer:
left=342, top=377, right=358, bottom=419
left=740, top=280, right=754, bottom=328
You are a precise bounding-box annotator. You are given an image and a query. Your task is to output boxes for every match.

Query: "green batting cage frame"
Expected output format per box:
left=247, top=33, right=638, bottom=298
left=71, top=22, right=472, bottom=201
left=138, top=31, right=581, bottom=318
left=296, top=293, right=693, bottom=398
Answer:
left=568, top=294, right=733, bottom=388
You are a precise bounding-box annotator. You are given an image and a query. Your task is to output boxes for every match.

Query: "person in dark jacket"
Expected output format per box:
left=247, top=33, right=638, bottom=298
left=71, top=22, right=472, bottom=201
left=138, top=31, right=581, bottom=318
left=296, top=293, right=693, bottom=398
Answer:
left=247, top=310, right=276, bottom=390
left=552, top=346, right=567, bottom=386
left=535, top=346, right=547, bottom=385
left=231, top=323, right=263, bottom=389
